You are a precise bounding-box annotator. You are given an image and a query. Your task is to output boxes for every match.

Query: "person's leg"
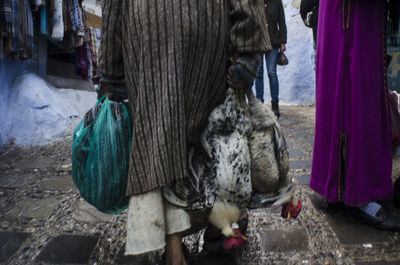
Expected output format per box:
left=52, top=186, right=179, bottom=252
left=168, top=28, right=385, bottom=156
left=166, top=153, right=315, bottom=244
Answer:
left=265, top=48, right=280, bottom=117
left=164, top=201, right=191, bottom=265
left=125, top=190, right=190, bottom=264
left=165, top=234, right=187, bottom=265
left=312, top=25, right=317, bottom=48
left=255, top=55, right=265, bottom=102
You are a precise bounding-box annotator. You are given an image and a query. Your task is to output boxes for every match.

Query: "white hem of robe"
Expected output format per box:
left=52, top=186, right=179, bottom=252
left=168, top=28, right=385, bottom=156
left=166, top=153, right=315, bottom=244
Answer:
left=125, top=188, right=191, bottom=256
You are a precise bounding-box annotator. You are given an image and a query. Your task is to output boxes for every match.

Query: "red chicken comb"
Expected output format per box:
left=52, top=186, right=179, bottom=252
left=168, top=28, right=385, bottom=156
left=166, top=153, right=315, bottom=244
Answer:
left=281, top=200, right=302, bottom=219
left=222, top=229, right=247, bottom=250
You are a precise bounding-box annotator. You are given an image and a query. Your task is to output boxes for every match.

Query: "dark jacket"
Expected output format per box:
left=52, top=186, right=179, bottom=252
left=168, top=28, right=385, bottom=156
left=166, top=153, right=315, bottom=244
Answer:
left=300, top=0, right=319, bottom=44
left=264, top=0, right=287, bottom=49
left=300, top=0, right=319, bottom=27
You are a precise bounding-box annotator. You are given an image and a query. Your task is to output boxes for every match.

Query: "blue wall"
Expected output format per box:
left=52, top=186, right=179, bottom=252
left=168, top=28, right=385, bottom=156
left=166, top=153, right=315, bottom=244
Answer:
left=0, top=37, right=47, bottom=150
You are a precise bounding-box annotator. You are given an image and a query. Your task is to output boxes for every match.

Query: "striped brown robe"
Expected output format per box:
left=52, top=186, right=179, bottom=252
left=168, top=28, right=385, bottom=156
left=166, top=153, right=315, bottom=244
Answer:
left=100, top=0, right=271, bottom=196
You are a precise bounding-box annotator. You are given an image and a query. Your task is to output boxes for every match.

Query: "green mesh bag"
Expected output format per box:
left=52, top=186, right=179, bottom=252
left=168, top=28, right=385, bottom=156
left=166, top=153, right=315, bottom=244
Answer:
left=72, top=96, right=132, bottom=214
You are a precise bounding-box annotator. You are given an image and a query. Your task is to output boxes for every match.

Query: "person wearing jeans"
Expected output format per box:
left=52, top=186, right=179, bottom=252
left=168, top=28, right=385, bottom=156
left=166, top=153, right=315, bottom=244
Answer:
left=255, top=48, right=280, bottom=103
left=255, top=0, right=287, bottom=118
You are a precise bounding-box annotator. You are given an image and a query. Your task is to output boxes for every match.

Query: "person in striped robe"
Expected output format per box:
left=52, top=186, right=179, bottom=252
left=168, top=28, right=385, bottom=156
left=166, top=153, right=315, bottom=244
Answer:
left=99, top=0, right=271, bottom=264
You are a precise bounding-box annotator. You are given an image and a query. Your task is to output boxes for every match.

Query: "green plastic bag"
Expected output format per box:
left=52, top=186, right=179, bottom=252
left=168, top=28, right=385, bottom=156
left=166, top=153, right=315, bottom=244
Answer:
left=72, top=96, right=132, bottom=214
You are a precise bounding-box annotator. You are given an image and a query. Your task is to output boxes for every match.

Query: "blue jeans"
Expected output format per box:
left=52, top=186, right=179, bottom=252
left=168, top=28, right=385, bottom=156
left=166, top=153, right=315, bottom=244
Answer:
left=255, top=48, right=280, bottom=102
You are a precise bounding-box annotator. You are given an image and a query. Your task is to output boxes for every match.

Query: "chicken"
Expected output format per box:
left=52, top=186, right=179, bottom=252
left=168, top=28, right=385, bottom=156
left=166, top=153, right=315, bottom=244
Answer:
left=200, top=88, right=252, bottom=245
left=208, top=200, right=247, bottom=250
left=244, top=88, right=300, bottom=217
left=162, top=146, right=216, bottom=212
left=245, top=88, right=289, bottom=193
left=163, top=88, right=251, bottom=248
left=163, top=87, right=301, bottom=250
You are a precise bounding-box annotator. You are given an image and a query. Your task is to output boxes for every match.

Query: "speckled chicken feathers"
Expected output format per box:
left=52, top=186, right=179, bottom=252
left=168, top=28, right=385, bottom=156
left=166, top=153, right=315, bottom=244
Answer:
left=245, top=89, right=293, bottom=206
left=201, top=88, right=253, bottom=209
left=164, top=88, right=294, bottom=213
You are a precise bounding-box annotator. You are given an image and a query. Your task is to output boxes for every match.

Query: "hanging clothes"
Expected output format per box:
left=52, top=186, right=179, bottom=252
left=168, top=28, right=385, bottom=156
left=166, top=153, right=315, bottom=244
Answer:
left=51, top=0, right=64, bottom=40
left=0, top=0, right=12, bottom=57
left=9, top=0, right=33, bottom=59
left=86, top=41, right=92, bottom=80
left=0, top=0, right=13, bottom=38
left=11, top=0, right=22, bottom=57
left=71, top=0, right=84, bottom=47
left=62, top=0, right=76, bottom=51
left=39, top=3, right=48, bottom=35
left=1, top=0, right=33, bottom=60
left=20, top=0, right=34, bottom=59
left=94, top=28, right=100, bottom=50
left=89, top=27, right=97, bottom=65
left=76, top=44, right=89, bottom=80
left=31, top=0, right=44, bottom=9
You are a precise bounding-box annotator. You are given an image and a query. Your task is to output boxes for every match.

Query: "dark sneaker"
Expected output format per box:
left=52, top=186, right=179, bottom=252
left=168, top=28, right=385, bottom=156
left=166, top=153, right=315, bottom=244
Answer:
left=271, top=101, right=280, bottom=118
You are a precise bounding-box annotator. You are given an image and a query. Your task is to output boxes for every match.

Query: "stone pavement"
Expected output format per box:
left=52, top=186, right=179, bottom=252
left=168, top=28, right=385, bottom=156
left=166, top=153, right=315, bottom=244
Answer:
left=0, top=106, right=400, bottom=265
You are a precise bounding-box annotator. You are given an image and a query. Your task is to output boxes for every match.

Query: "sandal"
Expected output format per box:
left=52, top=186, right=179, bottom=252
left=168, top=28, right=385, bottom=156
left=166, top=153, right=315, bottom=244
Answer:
left=345, top=202, right=400, bottom=231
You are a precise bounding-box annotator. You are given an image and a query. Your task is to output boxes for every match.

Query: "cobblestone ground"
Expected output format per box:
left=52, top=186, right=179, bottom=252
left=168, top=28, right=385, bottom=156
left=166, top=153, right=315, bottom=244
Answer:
left=0, top=106, right=399, bottom=265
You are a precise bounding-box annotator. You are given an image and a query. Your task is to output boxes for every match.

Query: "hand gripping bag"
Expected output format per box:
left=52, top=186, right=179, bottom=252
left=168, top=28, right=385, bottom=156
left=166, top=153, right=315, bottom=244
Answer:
left=72, top=96, right=132, bottom=214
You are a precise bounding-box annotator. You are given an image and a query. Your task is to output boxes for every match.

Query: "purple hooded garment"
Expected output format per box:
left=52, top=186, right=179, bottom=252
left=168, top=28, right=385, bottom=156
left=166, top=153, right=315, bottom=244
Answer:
left=310, top=0, right=393, bottom=207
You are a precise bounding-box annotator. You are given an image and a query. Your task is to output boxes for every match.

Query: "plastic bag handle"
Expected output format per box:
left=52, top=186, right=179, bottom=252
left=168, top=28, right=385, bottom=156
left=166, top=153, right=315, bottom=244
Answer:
left=95, top=93, right=110, bottom=106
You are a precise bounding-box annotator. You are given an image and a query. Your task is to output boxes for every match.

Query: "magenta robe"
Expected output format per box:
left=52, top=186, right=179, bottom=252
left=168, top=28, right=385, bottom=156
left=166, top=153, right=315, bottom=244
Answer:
left=310, top=0, right=393, bottom=207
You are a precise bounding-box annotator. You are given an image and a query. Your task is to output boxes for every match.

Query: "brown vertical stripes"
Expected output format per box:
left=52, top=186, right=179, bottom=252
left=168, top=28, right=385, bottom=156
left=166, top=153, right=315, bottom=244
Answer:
left=99, top=0, right=272, bottom=196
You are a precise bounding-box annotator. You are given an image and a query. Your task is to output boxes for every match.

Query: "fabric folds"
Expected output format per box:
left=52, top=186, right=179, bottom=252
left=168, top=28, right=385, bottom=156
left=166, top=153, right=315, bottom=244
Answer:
left=100, top=0, right=272, bottom=196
